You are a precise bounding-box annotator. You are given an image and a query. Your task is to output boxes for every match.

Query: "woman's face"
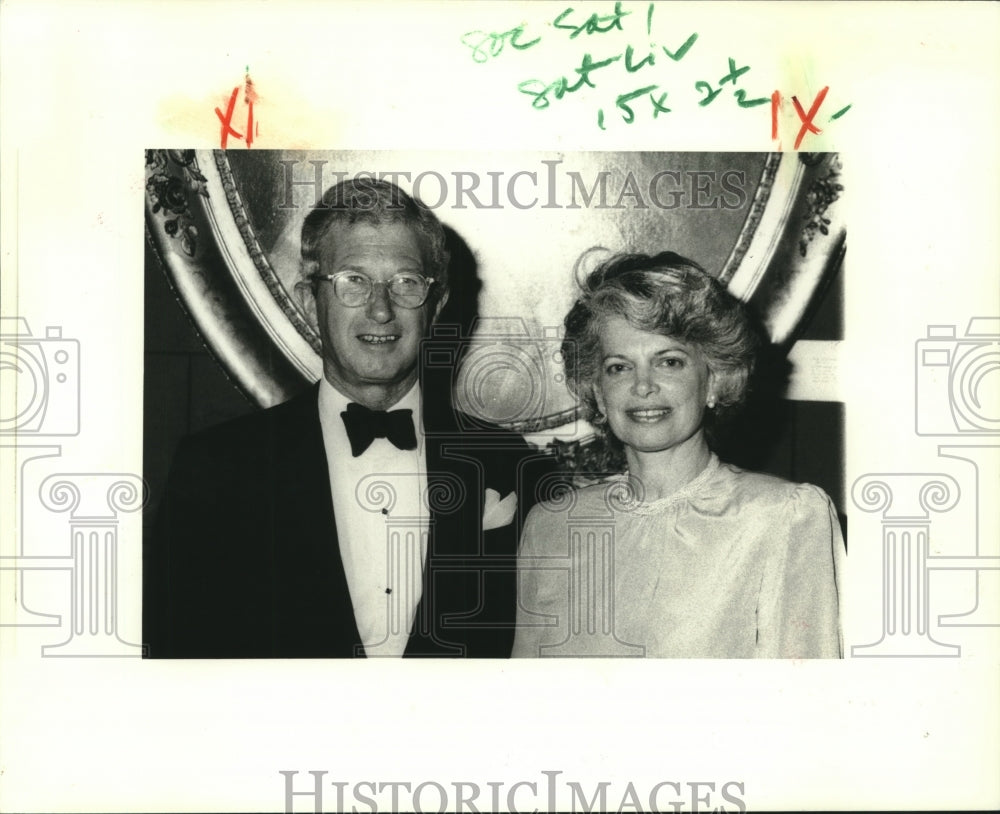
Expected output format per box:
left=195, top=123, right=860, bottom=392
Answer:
left=593, top=315, right=715, bottom=456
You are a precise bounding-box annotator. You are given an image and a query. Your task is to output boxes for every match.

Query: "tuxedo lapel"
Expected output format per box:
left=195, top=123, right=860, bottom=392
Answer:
left=269, top=386, right=364, bottom=657
left=404, top=422, right=480, bottom=657
left=255, top=379, right=519, bottom=658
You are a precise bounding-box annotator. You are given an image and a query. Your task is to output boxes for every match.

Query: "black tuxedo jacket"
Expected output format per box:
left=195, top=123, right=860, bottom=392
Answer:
left=144, top=381, right=555, bottom=658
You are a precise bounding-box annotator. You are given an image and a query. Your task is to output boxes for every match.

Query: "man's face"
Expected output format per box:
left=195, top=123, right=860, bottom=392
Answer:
left=308, top=221, right=444, bottom=407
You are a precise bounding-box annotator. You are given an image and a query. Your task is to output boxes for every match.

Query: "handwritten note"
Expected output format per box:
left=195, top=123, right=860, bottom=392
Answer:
left=214, top=68, right=259, bottom=148
left=462, top=1, right=850, bottom=141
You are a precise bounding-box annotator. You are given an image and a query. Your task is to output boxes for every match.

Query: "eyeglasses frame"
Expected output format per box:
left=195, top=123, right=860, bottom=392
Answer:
left=307, top=270, right=437, bottom=309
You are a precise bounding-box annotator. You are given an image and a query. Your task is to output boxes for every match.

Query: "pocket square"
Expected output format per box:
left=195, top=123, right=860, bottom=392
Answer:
left=483, top=488, right=517, bottom=531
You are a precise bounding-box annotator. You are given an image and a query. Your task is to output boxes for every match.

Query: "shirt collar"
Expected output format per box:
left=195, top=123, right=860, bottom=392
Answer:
left=318, top=377, right=422, bottom=430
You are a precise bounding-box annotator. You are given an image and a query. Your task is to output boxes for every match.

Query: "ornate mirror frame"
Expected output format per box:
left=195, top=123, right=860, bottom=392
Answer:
left=145, top=150, right=844, bottom=440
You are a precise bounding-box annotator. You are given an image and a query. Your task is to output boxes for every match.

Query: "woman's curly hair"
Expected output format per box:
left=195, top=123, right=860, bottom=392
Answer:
left=562, top=251, right=760, bottom=449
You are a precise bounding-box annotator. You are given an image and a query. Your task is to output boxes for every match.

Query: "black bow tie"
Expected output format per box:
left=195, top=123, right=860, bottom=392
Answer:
left=341, top=402, right=418, bottom=457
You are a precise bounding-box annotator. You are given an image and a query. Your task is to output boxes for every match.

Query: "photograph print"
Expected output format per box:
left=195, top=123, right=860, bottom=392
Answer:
left=143, top=149, right=845, bottom=659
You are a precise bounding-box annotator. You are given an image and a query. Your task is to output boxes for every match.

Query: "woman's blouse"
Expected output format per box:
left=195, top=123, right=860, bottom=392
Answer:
left=512, top=454, right=845, bottom=658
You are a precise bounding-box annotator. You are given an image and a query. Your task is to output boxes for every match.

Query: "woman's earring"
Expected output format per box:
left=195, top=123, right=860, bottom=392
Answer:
left=707, top=396, right=716, bottom=409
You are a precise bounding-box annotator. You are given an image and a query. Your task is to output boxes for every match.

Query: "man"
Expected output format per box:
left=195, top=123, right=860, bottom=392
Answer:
left=144, top=178, right=553, bottom=658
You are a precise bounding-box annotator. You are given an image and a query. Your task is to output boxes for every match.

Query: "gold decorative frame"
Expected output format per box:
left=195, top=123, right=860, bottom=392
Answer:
left=145, top=150, right=844, bottom=434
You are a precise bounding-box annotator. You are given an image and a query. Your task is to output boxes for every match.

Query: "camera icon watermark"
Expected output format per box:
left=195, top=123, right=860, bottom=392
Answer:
left=0, top=317, right=80, bottom=437
left=352, top=472, right=442, bottom=657
left=516, top=475, right=645, bottom=657
left=852, top=315, right=1000, bottom=658
left=1, top=316, right=144, bottom=656
left=349, top=468, right=523, bottom=657
left=850, top=473, right=963, bottom=657
left=420, top=318, right=578, bottom=437
left=915, top=317, right=1000, bottom=436
left=0, top=466, right=147, bottom=655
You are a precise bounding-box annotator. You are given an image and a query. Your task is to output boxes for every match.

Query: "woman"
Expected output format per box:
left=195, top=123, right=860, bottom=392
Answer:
left=513, top=252, right=844, bottom=658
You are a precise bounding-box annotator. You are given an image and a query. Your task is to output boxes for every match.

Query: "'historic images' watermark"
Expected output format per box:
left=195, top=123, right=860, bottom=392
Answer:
left=277, top=160, right=751, bottom=213
left=280, top=770, right=747, bottom=813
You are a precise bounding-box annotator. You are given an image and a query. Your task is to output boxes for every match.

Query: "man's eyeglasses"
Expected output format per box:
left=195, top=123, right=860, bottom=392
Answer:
left=308, top=271, right=436, bottom=309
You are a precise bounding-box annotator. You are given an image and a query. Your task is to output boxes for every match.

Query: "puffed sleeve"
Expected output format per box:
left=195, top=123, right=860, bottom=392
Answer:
left=756, top=484, right=845, bottom=658
left=511, top=504, right=547, bottom=658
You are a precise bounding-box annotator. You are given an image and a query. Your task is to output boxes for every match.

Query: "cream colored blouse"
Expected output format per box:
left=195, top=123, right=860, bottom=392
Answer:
left=512, top=454, right=845, bottom=658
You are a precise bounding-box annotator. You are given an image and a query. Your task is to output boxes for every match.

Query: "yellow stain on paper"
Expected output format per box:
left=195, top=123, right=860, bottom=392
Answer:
left=155, top=74, right=342, bottom=149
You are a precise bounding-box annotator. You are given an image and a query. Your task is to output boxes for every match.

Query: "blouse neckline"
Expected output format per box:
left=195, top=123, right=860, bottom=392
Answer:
left=611, top=452, right=722, bottom=515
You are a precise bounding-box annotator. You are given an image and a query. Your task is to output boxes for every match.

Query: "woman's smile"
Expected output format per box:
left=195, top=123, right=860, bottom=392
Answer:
left=625, top=406, right=673, bottom=422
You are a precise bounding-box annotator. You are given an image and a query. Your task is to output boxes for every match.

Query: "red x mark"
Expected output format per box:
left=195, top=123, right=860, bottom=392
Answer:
left=214, top=87, right=244, bottom=149
left=790, top=86, right=829, bottom=149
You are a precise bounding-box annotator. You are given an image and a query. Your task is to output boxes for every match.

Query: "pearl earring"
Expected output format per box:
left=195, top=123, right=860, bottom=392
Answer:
left=707, top=396, right=716, bottom=409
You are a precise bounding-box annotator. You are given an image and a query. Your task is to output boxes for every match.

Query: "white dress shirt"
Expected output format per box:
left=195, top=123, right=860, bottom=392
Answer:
left=317, top=378, right=429, bottom=657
